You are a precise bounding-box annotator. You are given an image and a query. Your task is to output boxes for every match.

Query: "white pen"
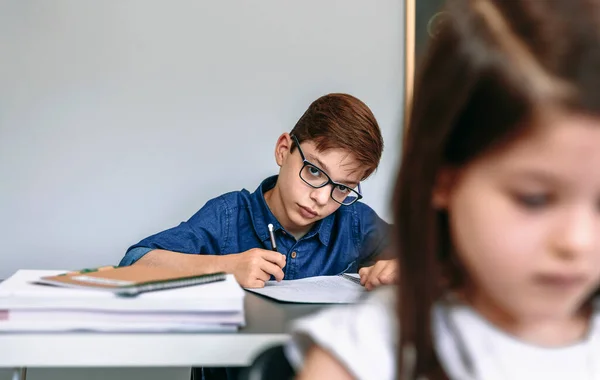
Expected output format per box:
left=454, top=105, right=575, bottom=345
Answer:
left=267, top=223, right=278, bottom=252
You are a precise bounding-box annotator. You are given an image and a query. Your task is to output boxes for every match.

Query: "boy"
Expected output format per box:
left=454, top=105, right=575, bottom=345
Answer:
left=119, top=93, right=397, bottom=290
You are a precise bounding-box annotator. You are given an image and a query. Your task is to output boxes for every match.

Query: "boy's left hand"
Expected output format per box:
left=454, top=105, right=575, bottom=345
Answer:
left=358, top=259, right=399, bottom=291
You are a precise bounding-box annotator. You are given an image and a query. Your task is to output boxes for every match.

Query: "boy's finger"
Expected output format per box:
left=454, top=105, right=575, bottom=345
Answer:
left=255, top=268, right=271, bottom=282
left=246, top=279, right=266, bottom=289
left=379, top=263, right=398, bottom=284
left=260, top=260, right=285, bottom=281
left=366, top=276, right=381, bottom=291
left=358, top=267, right=371, bottom=285
left=261, top=250, right=287, bottom=268
left=368, top=262, right=386, bottom=282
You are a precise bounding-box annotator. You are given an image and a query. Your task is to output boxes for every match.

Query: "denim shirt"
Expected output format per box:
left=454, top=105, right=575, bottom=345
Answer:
left=119, top=176, right=389, bottom=279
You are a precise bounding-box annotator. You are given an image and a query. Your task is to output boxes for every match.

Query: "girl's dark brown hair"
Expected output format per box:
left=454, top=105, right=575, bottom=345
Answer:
left=396, top=0, right=600, bottom=378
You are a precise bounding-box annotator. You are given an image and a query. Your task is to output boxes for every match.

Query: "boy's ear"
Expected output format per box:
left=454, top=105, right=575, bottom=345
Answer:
left=274, top=133, right=293, bottom=167
left=432, top=167, right=458, bottom=209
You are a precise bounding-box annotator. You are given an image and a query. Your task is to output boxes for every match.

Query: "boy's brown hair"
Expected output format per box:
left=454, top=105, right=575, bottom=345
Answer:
left=290, top=93, right=384, bottom=180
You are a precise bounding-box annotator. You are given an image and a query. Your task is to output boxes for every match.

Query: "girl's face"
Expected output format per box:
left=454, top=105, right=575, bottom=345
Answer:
left=437, top=113, right=600, bottom=336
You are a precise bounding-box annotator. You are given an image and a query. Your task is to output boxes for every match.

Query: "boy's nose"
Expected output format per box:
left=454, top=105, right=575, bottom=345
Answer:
left=310, top=186, right=331, bottom=206
left=552, top=207, right=598, bottom=260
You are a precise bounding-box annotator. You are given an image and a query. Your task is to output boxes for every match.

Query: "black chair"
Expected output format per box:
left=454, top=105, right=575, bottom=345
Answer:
left=238, top=344, right=296, bottom=380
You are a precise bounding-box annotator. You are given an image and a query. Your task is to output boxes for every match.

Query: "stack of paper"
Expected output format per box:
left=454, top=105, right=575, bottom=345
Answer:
left=0, top=270, right=245, bottom=332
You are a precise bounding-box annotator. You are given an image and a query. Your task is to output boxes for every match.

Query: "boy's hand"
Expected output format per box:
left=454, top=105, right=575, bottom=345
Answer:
left=226, top=248, right=286, bottom=288
left=358, top=259, right=399, bottom=291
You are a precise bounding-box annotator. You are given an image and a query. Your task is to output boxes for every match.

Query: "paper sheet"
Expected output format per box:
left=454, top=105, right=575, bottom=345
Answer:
left=245, top=275, right=365, bottom=304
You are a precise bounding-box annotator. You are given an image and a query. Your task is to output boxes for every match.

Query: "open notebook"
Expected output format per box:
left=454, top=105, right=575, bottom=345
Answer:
left=245, top=273, right=365, bottom=304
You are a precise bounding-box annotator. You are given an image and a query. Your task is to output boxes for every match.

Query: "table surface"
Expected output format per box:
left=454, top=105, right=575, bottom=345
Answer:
left=0, top=290, right=329, bottom=368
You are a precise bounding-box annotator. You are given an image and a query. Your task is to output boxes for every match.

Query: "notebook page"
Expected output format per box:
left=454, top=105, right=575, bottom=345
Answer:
left=245, top=275, right=365, bottom=304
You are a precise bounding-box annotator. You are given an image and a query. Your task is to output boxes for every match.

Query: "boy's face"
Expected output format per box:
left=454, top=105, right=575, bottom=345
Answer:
left=271, top=133, right=365, bottom=235
left=435, top=113, right=600, bottom=334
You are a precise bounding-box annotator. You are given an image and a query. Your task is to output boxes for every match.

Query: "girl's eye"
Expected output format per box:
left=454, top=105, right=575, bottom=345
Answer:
left=514, top=193, right=551, bottom=209
left=335, top=185, right=350, bottom=194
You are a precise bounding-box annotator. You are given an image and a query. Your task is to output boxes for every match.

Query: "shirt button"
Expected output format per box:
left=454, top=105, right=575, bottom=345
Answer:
left=291, top=251, right=297, bottom=259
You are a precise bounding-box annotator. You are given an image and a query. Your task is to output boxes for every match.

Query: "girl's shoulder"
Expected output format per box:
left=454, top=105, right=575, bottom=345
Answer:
left=286, top=286, right=398, bottom=380
left=590, top=297, right=600, bottom=336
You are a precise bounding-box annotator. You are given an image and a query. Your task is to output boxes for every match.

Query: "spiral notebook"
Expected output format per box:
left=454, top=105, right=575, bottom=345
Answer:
left=35, top=266, right=226, bottom=297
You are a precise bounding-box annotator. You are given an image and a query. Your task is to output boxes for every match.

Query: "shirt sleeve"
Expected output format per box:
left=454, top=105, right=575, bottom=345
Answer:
left=285, top=286, right=397, bottom=380
left=356, top=204, right=392, bottom=266
left=118, top=197, right=230, bottom=266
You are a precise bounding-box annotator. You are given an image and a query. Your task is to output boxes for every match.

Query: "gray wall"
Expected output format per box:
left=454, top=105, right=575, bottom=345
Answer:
left=0, top=0, right=404, bottom=378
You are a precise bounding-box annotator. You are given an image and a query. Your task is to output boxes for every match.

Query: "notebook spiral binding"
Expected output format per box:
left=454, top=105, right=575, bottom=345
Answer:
left=116, top=272, right=227, bottom=297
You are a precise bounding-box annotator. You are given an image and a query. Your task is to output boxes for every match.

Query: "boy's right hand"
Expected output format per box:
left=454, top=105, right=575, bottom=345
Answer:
left=225, top=248, right=286, bottom=288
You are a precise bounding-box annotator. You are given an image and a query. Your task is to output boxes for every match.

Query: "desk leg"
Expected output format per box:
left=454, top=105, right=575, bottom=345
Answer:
left=11, top=368, right=27, bottom=380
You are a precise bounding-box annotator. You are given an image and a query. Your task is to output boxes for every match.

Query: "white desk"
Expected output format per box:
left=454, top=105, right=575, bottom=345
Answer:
left=0, top=291, right=327, bottom=378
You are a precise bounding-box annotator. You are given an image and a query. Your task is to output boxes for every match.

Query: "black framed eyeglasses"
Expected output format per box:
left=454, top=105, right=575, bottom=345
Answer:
left=291, top=135, right=363, bottom=206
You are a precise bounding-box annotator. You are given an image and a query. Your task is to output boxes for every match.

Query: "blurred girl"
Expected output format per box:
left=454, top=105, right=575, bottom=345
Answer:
left=288, top=0, right=600, bottom=379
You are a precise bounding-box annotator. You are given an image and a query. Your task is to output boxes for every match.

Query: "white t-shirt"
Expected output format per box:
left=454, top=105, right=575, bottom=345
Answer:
left=286, top=287, right=600, bottom=380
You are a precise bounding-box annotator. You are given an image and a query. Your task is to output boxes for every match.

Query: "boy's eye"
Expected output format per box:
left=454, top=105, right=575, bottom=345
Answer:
left=514, top=193, right=551, bottom=209
left=335, top=185, right=350, bottom=194
left=308, top=166, right=322, bottom=177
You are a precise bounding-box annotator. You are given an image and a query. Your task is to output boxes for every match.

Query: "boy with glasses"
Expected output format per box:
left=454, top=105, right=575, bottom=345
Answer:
left=119, top=93, right=397, bottom=290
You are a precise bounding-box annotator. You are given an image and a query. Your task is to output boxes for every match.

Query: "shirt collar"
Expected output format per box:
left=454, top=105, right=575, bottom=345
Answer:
left=248, top=175, right=333, bottom=246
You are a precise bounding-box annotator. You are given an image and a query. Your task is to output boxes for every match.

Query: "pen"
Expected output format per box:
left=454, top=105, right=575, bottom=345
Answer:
left=268, top=223, right=278, bottom=252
